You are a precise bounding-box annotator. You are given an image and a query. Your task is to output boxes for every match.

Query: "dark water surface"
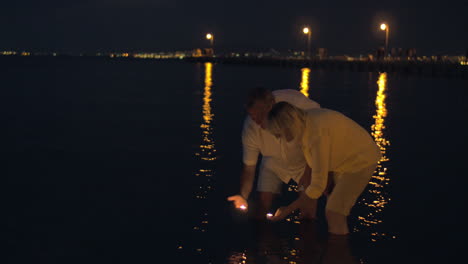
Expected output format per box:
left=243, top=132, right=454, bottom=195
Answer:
left=4, top=57, right=468, bottom=264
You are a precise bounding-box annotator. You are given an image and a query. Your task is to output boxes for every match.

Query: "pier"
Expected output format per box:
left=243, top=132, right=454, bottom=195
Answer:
left=186, top=56, right=468, bottom=79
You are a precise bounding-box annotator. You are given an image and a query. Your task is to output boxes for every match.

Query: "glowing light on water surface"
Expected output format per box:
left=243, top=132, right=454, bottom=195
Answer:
left=191, top=62, right=217, bottom=242
left=300, top=68, right=310, bottom=97
left=356, top=72, right=393, bottom=241
left=198, top=62, right=216, bottom=161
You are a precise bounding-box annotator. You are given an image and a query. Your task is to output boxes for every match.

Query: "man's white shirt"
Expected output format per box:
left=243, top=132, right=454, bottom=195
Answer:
left=242, top=89, right=320, bottom=183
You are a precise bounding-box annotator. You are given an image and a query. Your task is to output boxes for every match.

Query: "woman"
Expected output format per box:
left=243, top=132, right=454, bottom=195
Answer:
left=267, top=102, right=381, bottom=235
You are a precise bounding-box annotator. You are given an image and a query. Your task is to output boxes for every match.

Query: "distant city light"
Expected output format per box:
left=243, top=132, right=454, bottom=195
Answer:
left=206, top=33, right=213, bottom=40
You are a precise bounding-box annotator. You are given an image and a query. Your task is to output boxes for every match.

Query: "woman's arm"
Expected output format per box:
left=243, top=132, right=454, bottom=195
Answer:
left=304, top=133, right=331, bottom=199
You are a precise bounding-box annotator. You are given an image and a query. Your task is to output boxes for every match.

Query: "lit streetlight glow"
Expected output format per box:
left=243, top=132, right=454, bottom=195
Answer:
left=379, top=23, right=389, bottom=57
left=205, top=33, right=214, bottom=52
left=302, top=26, right=311, bottom=58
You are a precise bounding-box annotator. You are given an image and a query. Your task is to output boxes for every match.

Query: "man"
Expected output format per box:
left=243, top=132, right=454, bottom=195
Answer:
left=227, top=87, right=320, bottom=219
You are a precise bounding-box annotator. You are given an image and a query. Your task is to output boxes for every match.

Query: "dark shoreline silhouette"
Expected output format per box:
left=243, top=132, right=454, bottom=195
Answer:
left=2, top=54, right=467, bottom=79
left=186, top=56, right=468, bottom=79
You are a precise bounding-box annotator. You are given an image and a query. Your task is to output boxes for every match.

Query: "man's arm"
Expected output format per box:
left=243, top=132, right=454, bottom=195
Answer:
left=227, top=164, right=256, bottom=210
left=239, top=164, right=256, bottom=199
left=227, top=117, right=260, bottom=210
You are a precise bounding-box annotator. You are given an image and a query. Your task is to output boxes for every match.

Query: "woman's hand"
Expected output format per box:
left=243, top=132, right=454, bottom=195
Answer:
left=270, top=193, right=317, bottom=221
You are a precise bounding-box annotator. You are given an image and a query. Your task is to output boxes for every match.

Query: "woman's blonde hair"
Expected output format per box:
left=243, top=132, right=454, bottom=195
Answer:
left=267, top=102, right=306, bottom=139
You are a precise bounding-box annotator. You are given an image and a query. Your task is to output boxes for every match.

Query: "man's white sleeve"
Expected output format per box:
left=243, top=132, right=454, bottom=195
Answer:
left=242, top=118, right=260, bottom=166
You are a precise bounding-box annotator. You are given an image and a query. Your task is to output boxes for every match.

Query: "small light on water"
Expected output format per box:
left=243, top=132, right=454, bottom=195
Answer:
left=239, top=205, right=247, bottom=210
left=266, top=213, right=273, bottom=218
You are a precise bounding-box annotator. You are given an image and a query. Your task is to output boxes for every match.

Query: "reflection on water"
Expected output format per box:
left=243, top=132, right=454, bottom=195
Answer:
left=226, top=67, right=361, bottom=263
left=186, top=67, right=392, bottom=263
left=227, top=221, right=357, bottom=264
left=198, top=62, right=216, bottom=162
left=227, top=252, right=247, bottom=264
left=354, top=72, right=393, bottom=242
left=190, top=62, right=217, bottom=256
left=300, top=68, right=311, bottom=97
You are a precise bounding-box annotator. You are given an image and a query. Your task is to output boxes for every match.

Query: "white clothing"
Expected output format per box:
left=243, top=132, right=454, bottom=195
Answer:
left=257, top=161, right=283, bottom=194
left=326, top=163, right=377, bottom=216
left=242, top=89, right=320, bottom=186
left=301, top=108, right=382, bottom=199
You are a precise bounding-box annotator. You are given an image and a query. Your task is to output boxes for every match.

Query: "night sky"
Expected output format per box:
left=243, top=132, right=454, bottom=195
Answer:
left=1, top=0, right=467, bottom=55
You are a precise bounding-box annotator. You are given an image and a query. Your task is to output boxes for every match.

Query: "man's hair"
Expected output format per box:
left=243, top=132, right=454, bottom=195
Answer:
left=245, top=87, right=274, bottom=109
left=267, top=102, right=306, bottom=139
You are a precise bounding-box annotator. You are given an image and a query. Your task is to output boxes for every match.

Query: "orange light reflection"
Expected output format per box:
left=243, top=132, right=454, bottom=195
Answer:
left=300, top=68, right=310, bottom=98
left=199, top=62, right=216, bottom=161
left=356, top=72, right=392, bottom=242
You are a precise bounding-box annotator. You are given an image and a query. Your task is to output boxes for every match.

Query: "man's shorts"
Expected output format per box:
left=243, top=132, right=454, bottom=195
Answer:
left=257, top=165, right=283, bottom=194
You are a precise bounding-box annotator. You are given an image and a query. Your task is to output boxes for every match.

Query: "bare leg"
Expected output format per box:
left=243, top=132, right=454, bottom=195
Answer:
left=326, top=210, right=349, bottom=235
left=324, top=165, right=376, bottom=234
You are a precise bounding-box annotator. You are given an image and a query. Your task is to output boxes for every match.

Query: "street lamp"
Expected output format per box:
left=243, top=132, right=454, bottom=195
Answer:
left=380, top=23, right=389, bottom=57
left=303, top=27, right=311, bottom=58
left=206, top=33, right=214, bottom=47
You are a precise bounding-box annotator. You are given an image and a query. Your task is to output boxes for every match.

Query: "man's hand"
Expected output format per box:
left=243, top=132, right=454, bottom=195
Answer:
left=227, top=195, right=248, bottom=211
left=270, top=193, right=317, bottom=221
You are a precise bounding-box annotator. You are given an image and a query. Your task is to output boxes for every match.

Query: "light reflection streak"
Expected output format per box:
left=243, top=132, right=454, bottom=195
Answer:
left=299, top=68, right=311, bottom=97
left=355, top=72, right=392, bottom=242
left=191, top=62, right=217, bottom=257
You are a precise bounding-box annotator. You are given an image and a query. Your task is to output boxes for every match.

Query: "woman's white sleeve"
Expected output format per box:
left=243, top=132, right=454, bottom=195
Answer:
left=305, top=133, right=331, bottom=199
